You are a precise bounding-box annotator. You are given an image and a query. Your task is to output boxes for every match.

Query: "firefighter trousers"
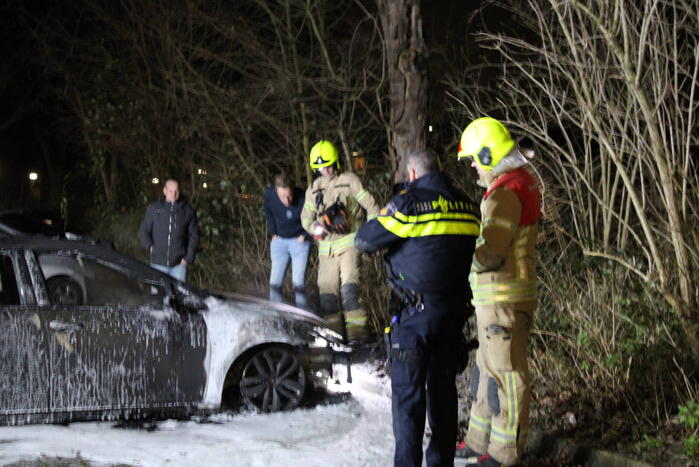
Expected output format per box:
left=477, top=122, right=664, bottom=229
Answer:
left=317, top=246, right=368, bottom=340
left=390, top=294, right=468, bottom=467
left=466, top=304, right=534, bottom=465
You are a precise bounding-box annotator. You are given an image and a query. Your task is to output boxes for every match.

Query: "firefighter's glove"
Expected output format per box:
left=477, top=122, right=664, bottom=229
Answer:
left=311, top=221, right=327, bottom=240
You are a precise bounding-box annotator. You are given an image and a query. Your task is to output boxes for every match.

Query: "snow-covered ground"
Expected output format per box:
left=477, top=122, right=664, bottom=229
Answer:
left=0, top=364, right=396, bottom=467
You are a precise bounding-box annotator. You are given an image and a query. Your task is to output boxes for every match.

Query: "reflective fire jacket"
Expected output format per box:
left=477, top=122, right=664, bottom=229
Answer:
left=301, top=172, right=379, bottom=257
left=470, top=167, right=541, bottom=309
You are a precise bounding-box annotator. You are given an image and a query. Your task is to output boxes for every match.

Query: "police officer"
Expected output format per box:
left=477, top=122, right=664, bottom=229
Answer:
left=355, top=148, right=480, bottom=467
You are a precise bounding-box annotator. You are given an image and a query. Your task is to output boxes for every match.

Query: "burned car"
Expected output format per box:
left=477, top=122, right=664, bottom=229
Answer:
left=0, top=237, right=349, bottom=426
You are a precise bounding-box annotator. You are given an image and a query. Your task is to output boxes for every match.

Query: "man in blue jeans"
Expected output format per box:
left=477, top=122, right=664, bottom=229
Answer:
left=138, top=178, right=199, bottom=283
left=264, top=172, right=310, bottom=307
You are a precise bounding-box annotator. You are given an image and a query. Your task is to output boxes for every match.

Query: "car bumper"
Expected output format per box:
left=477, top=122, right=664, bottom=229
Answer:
left=301, top=341, right=353, bottom=387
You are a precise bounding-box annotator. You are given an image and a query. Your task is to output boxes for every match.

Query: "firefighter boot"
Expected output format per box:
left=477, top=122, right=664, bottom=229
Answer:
left=319, top=293, right=344, bottom=336
left=455, top=441, right=483, bottom=459
left=344, top=309, right=369, bottom=342
left=341, top=281, right=370, bottom=345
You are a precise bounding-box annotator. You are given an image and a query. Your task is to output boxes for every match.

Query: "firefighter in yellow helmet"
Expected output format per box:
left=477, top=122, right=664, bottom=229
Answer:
left=301, top=140, right=379, bottom=344
left=456, top=117, right=541, bottom=466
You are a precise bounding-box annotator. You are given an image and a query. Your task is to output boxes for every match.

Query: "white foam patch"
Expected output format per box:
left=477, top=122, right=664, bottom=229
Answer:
left=0, top=366, right=395, bottom=467
left=199, top=297, right=251, bottom=406
left=198, top=296, right=316, bottom=406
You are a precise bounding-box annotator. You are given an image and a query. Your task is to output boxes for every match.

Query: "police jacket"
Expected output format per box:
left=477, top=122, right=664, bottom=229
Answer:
left=138, top=196, right=199, bottom=267
left=470, top=167, right=540, bottom=309
left=355, top=171, right=480, bottom=295
left=301, top=171, right=379, bottom=257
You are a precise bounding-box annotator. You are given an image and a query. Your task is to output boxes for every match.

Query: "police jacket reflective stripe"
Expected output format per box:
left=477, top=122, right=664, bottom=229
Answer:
left=355, top=171, right=480, bottom=295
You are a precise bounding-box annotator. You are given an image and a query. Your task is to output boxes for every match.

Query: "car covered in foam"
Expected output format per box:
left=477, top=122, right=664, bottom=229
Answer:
left=0, top=236, right=349, bottom=425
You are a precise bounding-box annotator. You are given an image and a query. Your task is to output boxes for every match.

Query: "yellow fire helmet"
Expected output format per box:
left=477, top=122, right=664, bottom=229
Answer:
left=457, top=117, right=516, bottom=171
left=309, top=140, right=340, bottom=170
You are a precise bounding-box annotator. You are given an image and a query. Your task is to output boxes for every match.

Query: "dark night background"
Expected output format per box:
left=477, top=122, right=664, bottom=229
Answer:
left=0, top=0, right=488, bottom=226
left=1, top=1, right=80, bottom=218
left=0, top=0, right=697, bottom=462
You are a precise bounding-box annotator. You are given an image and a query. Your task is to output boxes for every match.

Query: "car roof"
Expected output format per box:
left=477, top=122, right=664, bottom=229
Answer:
left=0, top=236, right=166, bottom=282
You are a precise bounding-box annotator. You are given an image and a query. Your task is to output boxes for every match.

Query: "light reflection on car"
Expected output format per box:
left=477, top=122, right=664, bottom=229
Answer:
left=0, top=237, right=349, bottom=426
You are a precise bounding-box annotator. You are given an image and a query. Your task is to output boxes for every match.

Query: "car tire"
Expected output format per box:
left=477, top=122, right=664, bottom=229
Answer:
left=239, top=346, right=306, bottom=413
left=46, top=276, right=83, bottom=306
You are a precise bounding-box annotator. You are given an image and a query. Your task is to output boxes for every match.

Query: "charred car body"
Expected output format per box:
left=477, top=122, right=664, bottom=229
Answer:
left=0, top=237, right=348, bottom=426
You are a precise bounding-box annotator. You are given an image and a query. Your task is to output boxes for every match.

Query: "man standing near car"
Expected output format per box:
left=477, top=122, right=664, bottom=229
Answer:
left=264, top=172, right=310, bottom=307
left=138, top=178, right=199, bottom=282
left=355, top=148, right=480, bottom=467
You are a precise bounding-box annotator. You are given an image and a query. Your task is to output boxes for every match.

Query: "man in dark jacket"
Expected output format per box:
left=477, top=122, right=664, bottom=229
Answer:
left=355, top=148, right=480, bottom=467
left=263, top=172, right=310, bottom=307
left=138, top=178, right=199, bottom=282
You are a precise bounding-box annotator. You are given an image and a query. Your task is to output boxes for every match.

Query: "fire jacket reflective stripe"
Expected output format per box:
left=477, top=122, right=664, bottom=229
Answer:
left=318, top=232, right=357, bottom=256
left=470, top=274, right=538, bottom=305
left=300, top=172, right=379, bottom=256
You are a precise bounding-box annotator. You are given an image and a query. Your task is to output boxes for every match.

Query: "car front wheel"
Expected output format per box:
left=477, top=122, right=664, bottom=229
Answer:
left=239, top=347, right=306, bottom=412
left=47, top=277, right=83, bottom=306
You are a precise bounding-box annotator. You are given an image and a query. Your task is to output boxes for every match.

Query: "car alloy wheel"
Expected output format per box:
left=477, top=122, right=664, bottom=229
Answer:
left=239, top=347, right=306, bottom=412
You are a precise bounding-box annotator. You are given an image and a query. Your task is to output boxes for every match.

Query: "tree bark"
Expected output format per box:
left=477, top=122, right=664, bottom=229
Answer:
left=377, top=0, right=428, bottom=183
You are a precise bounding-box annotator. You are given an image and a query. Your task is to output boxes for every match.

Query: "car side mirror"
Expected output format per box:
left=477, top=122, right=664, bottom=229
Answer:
left=165, top=281, right=202, bottom=313
left=165, top=282, right=183, bottom=311
left=168, top=293, right=180, bottom=311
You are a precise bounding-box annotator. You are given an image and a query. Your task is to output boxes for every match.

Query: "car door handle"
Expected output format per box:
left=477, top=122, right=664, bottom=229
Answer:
left=49, top=321, right=84, bottom=332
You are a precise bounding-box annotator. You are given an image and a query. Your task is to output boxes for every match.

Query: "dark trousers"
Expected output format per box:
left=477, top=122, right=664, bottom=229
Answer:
left=390, top=294, right=468, bottom=467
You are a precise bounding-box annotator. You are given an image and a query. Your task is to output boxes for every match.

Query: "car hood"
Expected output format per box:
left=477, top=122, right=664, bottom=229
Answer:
left=210, top=291, right=321, bottom=323
left=199, top=290, right=342, bottom=341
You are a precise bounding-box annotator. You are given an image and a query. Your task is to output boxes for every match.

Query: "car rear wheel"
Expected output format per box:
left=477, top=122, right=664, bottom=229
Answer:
left=239, top=347, right=306, bottom=412
left=47, top=277, right=83, bottom=306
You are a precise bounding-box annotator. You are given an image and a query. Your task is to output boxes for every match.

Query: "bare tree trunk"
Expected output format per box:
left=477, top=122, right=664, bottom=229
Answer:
left=285, top=0, right=311, bottom=186
left=377, top=0, right=428, bottom=182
